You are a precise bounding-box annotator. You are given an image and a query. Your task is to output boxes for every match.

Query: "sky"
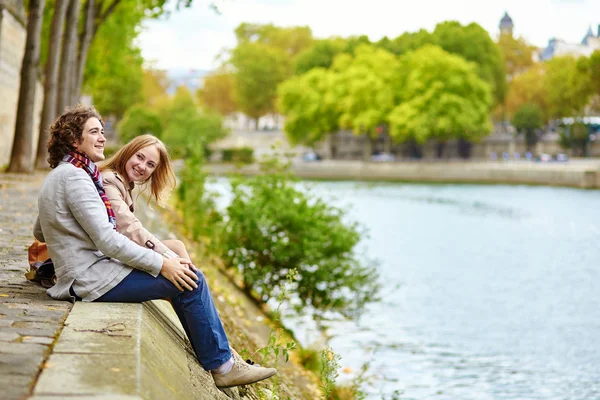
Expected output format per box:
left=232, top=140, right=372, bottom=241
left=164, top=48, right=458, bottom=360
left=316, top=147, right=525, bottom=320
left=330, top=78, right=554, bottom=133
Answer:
left=137, top=0, right=600, bottom=71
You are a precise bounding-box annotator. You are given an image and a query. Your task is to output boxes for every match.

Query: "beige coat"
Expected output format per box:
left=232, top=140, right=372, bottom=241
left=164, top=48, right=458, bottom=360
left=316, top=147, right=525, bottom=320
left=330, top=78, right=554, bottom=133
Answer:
left=101, top=170, right=170, bottom=256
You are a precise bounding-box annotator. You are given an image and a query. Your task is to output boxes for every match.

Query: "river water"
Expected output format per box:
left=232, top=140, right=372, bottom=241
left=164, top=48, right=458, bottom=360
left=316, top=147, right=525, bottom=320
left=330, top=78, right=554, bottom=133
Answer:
left=212, top=179, right=600, bottom=399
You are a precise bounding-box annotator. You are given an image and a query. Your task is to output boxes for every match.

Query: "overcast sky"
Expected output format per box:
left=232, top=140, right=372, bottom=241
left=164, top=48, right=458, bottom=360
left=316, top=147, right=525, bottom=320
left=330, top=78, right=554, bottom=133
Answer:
left=137, top=0, right=600, bottom=71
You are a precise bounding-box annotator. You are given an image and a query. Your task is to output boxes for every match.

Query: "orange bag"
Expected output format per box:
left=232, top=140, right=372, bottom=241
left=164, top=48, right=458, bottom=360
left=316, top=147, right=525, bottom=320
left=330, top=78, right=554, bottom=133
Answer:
left=28, top=239, right=49, bottom=265
left=25, top=240, right=55, bottom=288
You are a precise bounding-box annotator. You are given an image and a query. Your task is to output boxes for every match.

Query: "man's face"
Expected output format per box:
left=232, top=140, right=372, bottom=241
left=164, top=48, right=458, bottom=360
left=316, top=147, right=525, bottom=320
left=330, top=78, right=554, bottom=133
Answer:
left=74, top=117, right=105, bottom=162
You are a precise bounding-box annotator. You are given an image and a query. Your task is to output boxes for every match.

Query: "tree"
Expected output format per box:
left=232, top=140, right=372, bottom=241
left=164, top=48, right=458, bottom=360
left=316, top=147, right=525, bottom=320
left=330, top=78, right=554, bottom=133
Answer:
left=432, top=21, right=507, bottom=107
left=577, top=50, right=600, bottom=113
left=230, top=41, right=289, bottom=121
left=82, top=1, right=147, bottom=118
left=278, top=68, right=340, bottom=146
left=330, top=45, right=399, bottom=158
left=160, top=86, right=228, bottom=157
left=117, top=104, right=163, bottom=143
left=544, top=56, right=591, bottom=119
left=36, top=0, right=69, bottom=169
left=511, top=103, right=544, bottom=151
left=72, top=0, right=96, bottom=103
left=9, top=0, right=46, bottom=173
left=388, top=45, right=492, bottom=158
left=380, top=29, right=433, bottom=56
left=234, top=22, right=313, bottom=60
left=56, top=0, right=81, bottom=111
left=497, top=33, right=536, bottom=78
left=294, top=38, right=346, bottom=75
left=141, top=68, right=169, bottom=105
left=505, top=63, right=548, bottom=120
left=197, top=70, right=237, bottom=116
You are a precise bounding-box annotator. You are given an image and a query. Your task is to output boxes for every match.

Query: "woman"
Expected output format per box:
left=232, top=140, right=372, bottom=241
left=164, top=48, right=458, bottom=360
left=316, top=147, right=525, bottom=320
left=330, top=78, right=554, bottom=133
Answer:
left=99, top=134, right=268, bottom=384
left=35, top=107, right=275, bottom=389
left=98, top=134, right=189, bottom=264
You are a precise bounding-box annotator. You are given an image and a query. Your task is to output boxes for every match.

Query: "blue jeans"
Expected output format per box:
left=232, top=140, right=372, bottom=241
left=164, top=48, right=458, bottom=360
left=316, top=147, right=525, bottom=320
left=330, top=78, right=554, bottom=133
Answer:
left=95, top=269, right=231, bottom=370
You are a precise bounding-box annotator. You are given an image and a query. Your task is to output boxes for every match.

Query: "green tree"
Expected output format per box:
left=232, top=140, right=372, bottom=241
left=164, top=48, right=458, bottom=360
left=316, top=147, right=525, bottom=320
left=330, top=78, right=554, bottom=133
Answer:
left=558, top=121, right=590, bottom=157
left=83, top=2, right=146, bottom=118
left=159, top=86, right=228, bottom=157
left=294, top=38, right=346, bottom=74
left=381, top=29, right=433, bottom=56
left=278, top=68, right=340, bottom=146
left=432, top=21, right=507, bottom=107
left=388, top=45, right=492, bottom=157
left=197, top=70, right=237, bottom=116
left=234, top=22, right=314, bottom=59
left=511, top=103, right=544, bottom=151
left=117, top=104, right=163, bottom=143
left=505, top=63, right=548, bottom=120
left=330, top=45, right=399, bottom=157
left=230, top=41, right=289, bottom=121
left=497, top=33, right=536, bottom=78
left=544, top=56, right=592, bottom=118
left=141, top=68, right=169, bottom=105
left=576, top=50, right=600, bottom=112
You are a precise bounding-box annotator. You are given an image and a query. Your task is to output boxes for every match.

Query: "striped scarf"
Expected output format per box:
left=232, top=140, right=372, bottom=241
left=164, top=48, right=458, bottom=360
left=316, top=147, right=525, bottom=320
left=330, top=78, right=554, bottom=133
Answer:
left=63, top=151, right=117, bottom=231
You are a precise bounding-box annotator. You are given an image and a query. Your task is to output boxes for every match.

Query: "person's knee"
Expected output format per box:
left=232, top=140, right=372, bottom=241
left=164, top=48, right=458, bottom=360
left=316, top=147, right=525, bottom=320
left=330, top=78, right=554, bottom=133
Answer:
left=173, top=240, right=187, bottom=255
left=163, top=239, right=187, bottom=257
left=194, top=269, right=206, bottom=285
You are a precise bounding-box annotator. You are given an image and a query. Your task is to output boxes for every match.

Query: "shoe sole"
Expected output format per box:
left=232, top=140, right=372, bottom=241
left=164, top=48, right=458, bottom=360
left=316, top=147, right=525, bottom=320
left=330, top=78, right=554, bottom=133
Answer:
left=216, top=370, right=277, bottom=389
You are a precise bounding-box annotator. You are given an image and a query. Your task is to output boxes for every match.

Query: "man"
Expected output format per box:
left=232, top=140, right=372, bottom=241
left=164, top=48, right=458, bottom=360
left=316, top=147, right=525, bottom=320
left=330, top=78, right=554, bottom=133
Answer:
left=34, top=105, right=275, bottom=389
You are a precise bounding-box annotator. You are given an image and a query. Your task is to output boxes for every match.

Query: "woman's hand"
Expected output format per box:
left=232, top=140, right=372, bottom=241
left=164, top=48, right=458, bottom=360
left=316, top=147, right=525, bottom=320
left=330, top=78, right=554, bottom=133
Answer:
left=160, top=257, right=198, bottom=291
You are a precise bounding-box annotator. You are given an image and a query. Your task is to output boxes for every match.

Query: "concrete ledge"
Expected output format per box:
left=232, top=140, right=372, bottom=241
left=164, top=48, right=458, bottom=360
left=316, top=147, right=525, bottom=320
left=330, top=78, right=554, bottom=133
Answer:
left=207, top=160, right=600, bottom=189
left=31, top=301, right=232, bottom=399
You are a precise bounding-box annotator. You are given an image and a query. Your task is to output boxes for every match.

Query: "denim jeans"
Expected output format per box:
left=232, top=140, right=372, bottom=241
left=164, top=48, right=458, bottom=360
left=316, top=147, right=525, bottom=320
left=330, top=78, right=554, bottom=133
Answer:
left=95, top=269, right=232, bottom=370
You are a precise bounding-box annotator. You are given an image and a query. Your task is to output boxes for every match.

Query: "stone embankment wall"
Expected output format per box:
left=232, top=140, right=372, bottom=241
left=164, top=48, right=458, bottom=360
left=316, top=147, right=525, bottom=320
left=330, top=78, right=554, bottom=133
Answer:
left=0, top=0, right=44, bottom=168
left=208, top=160, right=600, bottom=189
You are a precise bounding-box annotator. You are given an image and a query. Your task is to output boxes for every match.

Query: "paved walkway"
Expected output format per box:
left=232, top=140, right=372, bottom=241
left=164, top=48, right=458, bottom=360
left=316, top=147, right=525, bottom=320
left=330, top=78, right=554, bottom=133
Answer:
left=0, top=173, right=72, bottom=400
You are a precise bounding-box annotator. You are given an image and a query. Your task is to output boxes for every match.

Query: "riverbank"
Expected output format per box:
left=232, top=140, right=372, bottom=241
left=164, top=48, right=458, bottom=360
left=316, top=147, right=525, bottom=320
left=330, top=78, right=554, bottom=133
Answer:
left=0, top=172, right=319, bottom=399
left=207, top=159, right=600, bottom=189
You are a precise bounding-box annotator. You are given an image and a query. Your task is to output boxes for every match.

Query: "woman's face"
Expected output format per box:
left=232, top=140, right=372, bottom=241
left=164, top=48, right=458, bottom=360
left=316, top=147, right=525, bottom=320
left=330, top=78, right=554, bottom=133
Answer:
left=124, top=144, right=160, bottom=184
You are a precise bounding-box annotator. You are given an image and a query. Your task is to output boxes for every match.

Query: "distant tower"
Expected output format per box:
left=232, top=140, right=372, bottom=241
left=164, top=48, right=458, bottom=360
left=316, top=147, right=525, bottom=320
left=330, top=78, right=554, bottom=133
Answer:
left=582, top=26, right=595, bottom=45
left=499, top=12, right=514, bottom=36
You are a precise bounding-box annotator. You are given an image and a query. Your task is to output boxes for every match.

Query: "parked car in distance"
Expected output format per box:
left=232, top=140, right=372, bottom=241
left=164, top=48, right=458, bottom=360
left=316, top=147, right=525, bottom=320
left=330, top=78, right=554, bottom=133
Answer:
left=555, top=153, right=569, bottom=162
left=537, top=153, right=552, bottom=162
left=302, top=151, right=322, bottom=162
left=371, top=153, right=395, bottom=162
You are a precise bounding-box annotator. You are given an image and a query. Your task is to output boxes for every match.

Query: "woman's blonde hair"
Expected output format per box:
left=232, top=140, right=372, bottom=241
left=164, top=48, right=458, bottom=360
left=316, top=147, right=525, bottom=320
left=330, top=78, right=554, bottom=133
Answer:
left=99, top=134, right=176, bottom=205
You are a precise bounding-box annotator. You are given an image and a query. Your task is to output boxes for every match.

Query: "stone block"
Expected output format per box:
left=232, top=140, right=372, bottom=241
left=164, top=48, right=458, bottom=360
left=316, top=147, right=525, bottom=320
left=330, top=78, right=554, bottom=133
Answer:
left=0, top=373, right=33, bottom=400
left=33, top=301, right=231, bottom=399
left=34, top=353, right=138, bottom=396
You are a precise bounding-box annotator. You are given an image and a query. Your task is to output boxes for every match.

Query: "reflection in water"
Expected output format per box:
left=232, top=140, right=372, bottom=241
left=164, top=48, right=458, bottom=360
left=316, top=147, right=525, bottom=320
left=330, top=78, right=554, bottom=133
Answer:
left=278, top=181, right=600, bottom=400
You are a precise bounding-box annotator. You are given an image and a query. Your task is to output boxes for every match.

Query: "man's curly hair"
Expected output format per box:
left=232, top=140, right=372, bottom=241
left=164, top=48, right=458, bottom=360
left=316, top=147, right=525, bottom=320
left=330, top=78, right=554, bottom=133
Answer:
left=47, top=105, right=104, bottom=168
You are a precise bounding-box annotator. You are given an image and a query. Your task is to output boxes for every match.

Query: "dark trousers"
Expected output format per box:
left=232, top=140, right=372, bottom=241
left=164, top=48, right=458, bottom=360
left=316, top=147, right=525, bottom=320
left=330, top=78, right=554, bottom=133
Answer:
left=95, top=269, right=231, bottom=370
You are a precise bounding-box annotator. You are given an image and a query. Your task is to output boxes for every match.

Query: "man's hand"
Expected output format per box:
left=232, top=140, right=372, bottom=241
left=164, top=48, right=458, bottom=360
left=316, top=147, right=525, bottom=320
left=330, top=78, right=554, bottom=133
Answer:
left=160, top=257, right=198, bottom=291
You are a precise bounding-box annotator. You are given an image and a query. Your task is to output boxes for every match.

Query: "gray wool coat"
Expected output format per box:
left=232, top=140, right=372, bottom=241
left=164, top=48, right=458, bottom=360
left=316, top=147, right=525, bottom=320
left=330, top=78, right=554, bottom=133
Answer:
left=34, top=162, right=163, bottom=301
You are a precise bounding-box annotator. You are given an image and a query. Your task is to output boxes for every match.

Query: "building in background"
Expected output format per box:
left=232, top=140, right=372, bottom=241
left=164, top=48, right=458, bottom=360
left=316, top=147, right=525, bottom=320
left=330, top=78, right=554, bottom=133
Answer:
left=539, top=25, right=600, bottom=61
left=499, top=12, right=514, bottom=36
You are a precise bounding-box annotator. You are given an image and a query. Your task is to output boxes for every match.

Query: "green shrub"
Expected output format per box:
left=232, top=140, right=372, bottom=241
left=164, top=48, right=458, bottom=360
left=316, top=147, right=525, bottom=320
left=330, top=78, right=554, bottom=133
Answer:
left=177, top=144, right=222, bottom=242
left=221, top=147, right=254, bottom=163
left=297, top=346, right=323, bottom=374
left=220, top=157, right=380, bottom=322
